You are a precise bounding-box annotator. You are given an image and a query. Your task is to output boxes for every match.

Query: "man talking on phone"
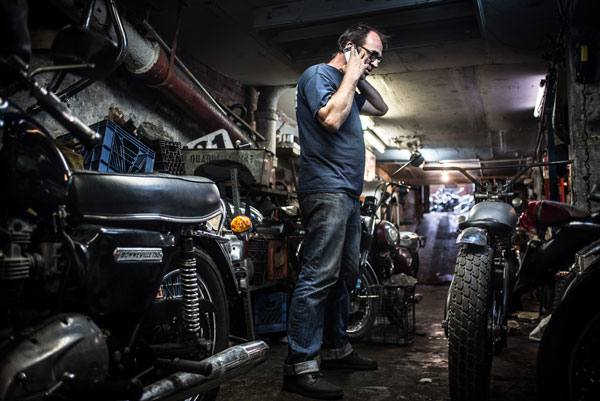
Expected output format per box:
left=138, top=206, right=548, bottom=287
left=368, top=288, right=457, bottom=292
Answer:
left=283, top=24, right=389, bottom=399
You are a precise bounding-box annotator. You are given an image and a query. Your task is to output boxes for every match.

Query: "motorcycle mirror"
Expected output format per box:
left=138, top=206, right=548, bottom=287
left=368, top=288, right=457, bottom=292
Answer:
left=390, top=150, right=425, bottom=177
left=50, top=25, right=119, bottom=79
left=409, top=151, right=425, bottom=168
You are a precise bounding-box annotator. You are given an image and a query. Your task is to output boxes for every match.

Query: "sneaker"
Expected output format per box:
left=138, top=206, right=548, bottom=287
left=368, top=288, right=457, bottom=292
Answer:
left=320, top=351, right=378, bottom=371
left=282, top=372, right=343, bottom=400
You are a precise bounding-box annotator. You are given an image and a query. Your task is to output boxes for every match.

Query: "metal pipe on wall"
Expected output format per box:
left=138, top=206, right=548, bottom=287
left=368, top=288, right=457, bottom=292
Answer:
left=49, top=0, right=257, bottom=147
left=255, top=86, right=289, bottom=154
left=136, top=48, right=257, bottom=147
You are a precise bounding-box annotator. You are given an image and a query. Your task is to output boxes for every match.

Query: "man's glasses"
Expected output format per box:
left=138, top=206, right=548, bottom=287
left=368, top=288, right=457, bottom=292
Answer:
left=358, top=45, right=383, bottom=63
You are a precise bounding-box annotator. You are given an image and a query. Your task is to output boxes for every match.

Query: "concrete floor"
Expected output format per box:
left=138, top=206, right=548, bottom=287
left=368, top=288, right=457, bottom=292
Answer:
left=217, top=212, right=541, bottom=401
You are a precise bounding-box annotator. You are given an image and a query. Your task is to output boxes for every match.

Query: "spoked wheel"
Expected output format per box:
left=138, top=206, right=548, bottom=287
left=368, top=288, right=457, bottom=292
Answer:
left=447, top=244, right=495, bottom=401
left=491, top=290, right=506, bottom=356
left=537, top=264, right=600, bottom=401
left=348, top=264, right=377, bottom=341
left=141, top=249, right=230, bottom=401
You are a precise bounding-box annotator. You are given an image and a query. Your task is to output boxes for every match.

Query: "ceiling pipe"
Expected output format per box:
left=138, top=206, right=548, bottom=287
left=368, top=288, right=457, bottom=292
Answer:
left=135, top=47, right=257, bottom=147
left=49, top=0, right=257, bottom=147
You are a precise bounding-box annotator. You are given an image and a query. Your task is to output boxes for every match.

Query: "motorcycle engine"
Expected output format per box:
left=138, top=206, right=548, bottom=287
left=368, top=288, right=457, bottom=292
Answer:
left=0, top=313, right=109, bottom=400
left=0, top=218, right=60, bottom=317
left=0, top=218, right=42, bottom=309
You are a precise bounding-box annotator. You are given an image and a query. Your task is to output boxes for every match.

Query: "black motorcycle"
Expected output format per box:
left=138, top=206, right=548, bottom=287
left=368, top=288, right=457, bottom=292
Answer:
left=536, top=181, right=600, bottom=401
left=347, top=151, right=424, bottom=340
left=511, top=198, right=600, bottom=313
left=0, top=11, right=267, bottom=401
left=425, top=160, right=570, bottom=401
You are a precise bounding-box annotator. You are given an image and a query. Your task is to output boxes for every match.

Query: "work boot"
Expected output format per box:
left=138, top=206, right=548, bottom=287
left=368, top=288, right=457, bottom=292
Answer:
left=320, top=351, right=378, bottom=371
left=282, top=372, right=343, bottom=400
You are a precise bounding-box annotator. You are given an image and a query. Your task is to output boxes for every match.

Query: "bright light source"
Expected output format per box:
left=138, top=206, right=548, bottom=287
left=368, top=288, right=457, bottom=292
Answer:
left=533, top=79, right=546, bottom=118
left=364, top=129, right=386, bottom=153
left=441, top=170, right=449, bottom=183
left=373, top=125, right=386, bottom=138
left=360, top=116, right=375, bottom=131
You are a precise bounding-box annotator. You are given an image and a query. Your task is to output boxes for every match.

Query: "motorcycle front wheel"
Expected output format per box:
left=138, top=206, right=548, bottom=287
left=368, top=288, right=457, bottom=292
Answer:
left=537, top=264, right=600, bottom=401
left=348, top=264, right=378, bottom=341
left=142, top=248, right=230, bottom=401
left=447, top=244, right=494, bottom=401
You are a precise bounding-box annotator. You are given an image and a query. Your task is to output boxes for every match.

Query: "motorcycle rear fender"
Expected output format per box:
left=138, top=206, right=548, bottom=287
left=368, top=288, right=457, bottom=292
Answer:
left=456, top=226, right=488, bottom=246
left=195, top=237, right=240, bottom=298
left=362, top=260, right=380, bottom=285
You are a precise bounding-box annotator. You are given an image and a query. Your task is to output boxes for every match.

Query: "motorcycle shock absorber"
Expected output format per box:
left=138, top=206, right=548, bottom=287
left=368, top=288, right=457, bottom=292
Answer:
left=179, top=237, right=201, bottom=334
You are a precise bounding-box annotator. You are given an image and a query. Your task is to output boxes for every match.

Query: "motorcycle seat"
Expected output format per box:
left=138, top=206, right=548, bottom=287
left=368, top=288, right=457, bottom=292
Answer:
left=540, top=200, right=590, bottom=221
left=459, top=218, right=514, bottom=234
left=69, top=170, right=222, bottom=224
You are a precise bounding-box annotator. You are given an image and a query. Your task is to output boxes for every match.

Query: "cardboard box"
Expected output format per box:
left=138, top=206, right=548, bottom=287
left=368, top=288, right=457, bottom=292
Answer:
left=183, top=149, right=274, bottom=187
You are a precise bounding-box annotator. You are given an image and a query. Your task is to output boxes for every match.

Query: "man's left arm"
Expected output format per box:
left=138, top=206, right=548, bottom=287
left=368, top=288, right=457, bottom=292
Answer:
left=357, top=79, right=388, bottom=116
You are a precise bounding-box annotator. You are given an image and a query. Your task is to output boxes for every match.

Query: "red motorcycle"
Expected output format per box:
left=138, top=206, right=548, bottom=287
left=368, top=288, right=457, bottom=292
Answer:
left=348, top=152, right=425, bottom=340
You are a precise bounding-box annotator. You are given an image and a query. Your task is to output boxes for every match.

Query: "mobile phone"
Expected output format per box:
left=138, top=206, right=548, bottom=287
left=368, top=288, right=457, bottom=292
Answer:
left=343, top=46, right=358, bottom=63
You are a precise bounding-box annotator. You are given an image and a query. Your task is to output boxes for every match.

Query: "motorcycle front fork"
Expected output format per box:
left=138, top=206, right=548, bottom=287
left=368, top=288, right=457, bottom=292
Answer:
left=442, top=256, right=511, bottom=345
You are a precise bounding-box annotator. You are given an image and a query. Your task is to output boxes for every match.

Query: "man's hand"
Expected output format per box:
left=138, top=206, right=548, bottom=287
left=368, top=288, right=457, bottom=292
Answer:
left=340, top=45, right=370, bottom=82
left=317, top=45, right=380, bottom=132
left=358, top=79, right=389, bottom=116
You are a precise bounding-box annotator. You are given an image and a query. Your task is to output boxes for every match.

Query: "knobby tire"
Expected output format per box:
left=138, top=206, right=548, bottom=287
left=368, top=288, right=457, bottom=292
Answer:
left=447, top=244, right=494, bottom=401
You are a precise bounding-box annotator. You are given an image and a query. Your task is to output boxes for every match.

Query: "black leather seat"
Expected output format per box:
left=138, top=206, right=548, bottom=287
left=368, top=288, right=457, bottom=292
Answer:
left=69, top=170, right=221, bottom=224
left=459, top=218, right=514, bottom=234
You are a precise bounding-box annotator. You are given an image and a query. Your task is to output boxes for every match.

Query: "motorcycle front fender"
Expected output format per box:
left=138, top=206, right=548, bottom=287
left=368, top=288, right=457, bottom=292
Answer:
left=195, top=236, right=240, bottom=298
left=456, top=227, right=488, bottom=247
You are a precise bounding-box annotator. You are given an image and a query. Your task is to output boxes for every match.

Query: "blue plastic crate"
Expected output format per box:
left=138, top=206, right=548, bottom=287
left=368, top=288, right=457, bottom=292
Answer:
left=85, top=120, right=155, bottom=173
left=253, top=292, right=287, bottom=334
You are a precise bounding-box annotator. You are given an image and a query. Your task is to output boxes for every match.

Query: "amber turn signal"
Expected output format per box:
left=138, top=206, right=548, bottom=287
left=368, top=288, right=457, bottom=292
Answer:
left=231, top=215, right=252, bottom=233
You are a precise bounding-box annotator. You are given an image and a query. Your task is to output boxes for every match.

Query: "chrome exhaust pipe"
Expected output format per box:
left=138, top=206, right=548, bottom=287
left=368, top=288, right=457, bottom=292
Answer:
left=139, top=340, right=269, bottom=401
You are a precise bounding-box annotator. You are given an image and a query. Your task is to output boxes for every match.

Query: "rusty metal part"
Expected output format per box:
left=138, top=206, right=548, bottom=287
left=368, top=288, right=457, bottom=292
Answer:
left=49, top=0, right=258, bottom=147
left=134, top=48, right=257, bottom=147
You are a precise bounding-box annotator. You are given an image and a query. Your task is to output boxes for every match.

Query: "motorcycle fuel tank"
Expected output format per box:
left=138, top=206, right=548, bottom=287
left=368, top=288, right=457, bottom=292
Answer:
left=462, top=201, right=518, bottom=232
left=376, top=221, right=400, bottom=248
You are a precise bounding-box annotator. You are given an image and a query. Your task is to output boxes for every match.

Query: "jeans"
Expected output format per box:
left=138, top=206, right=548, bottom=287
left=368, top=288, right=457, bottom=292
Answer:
left=284, top=192, right=361, bottom=375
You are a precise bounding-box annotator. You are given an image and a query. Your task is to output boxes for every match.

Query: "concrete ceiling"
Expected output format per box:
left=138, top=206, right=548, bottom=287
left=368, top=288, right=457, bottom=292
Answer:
left=141, top=0, right=560, bottom=182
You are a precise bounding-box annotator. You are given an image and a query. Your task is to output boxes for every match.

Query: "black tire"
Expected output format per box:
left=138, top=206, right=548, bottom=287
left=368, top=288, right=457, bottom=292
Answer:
left=447, top=244, right=494, bottom=401
left=143, top=248, right=230, bottom=401
left=348, top=265, right=378, bottom=341
left=537, top=264, right=600, bottom=401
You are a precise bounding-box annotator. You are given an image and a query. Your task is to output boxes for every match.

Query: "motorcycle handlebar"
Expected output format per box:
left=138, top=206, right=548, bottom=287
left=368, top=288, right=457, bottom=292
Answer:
left=424, top=160, right=572, bottom=193
left=2, top=54, right=101, bottom=148
left=384, top=181, right=415, bottom=191
left=30, top=81, right=102, bottom=147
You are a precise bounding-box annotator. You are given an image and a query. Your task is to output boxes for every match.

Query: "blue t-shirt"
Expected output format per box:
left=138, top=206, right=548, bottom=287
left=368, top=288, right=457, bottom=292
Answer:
left=296, top=63, right=366, bottom=199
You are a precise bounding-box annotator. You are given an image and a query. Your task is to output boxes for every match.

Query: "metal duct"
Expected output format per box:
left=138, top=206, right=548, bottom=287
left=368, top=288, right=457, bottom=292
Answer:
left=255, top=86, right=289, bottom=154
left=49, top=0, right=257, bottom=147
left=135, top=47, right=257, bottom=147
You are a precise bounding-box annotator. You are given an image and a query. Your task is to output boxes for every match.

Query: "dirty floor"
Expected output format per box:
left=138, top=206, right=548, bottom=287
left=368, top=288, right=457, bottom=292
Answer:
left=217, top=212, right=541, bottom=400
